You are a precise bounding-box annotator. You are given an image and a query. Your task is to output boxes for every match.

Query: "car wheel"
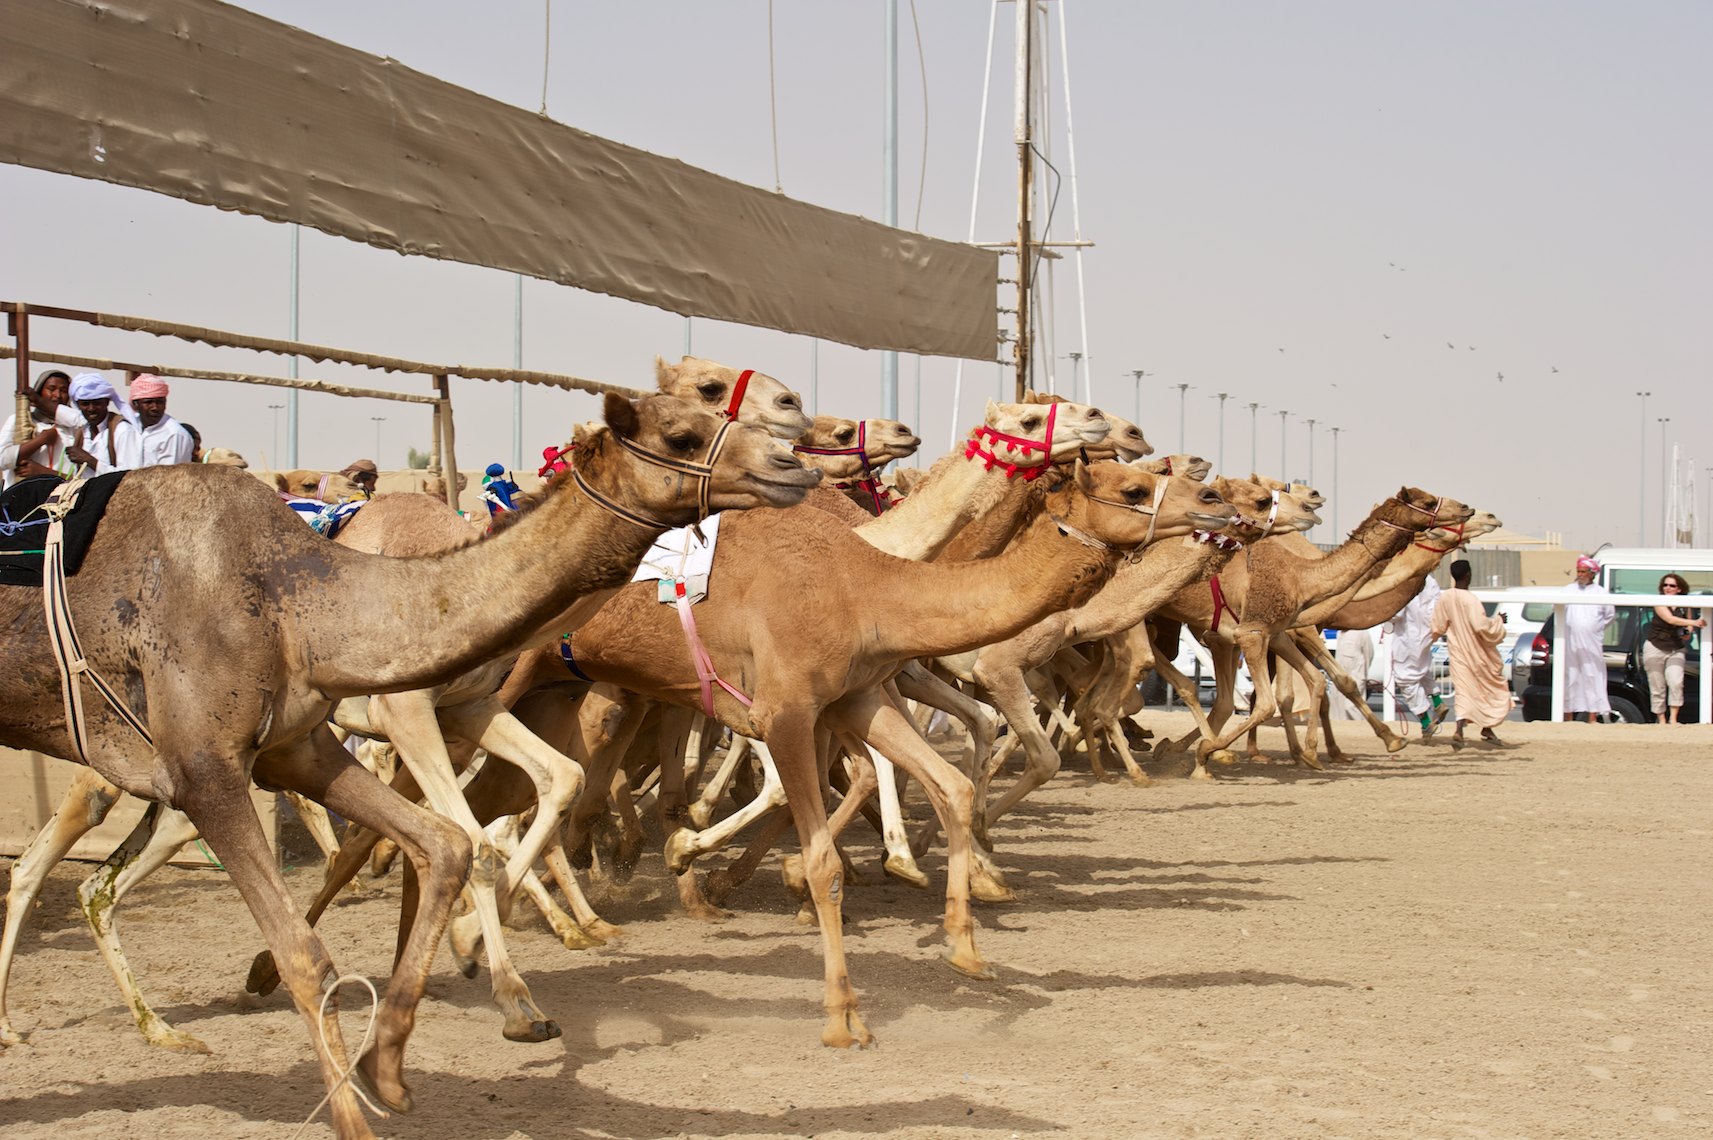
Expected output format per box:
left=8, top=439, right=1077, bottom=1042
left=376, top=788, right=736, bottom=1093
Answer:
left=1608, top=696, right=1647, bottom=724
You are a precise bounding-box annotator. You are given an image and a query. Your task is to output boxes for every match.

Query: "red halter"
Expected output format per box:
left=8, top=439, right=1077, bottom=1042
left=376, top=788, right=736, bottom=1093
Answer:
left=792, top=420, right=896, bottom=514
left=719, top=369, right=756, bottom=422
left=1414, top=519, right=1466, bottom=554
left=964, top=401, right=1058, bottom=480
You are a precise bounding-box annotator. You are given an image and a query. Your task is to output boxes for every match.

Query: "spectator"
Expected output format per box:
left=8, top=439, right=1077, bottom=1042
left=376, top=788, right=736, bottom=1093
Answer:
left=1643, top=572, right=1705, bottom=725
left=129, top=375, right=196, bottom=467
left=1385, top=575, right=1449, bottom=736
left=1327, top=628, right=1375, bottom=720
left=65, top=373, right=142, bottom=474
left=1429, top=559, right=1512, bottom=749
left=1561, top=556, right=1616, bottom=723
left=1, top=367, right=81, bottom=487
left=339, top=458, right=379, bottom=496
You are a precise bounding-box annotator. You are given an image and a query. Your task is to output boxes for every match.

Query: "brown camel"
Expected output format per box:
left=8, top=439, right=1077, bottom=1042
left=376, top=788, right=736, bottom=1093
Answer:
left=1147, top=488, right=1474, bottom=774
left=0, top=358, right=827, bottom=1056
left=557, top=459, right=1186, bottom=1047
left=971, top=478, right=1319, bottom=823
left=0, top=392, right=817, bottom=1138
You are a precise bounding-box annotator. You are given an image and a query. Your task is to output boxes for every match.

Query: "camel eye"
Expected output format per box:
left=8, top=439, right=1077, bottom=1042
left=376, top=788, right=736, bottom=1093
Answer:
left=1123, top=487, right=1145, bottom=504
left=697, top=382, right=724, bottom=401
left=1021, top=415, right=1041, bottom=431
left=837, top=428, right=854, bottom=444
left=667, top=433, right=700, bottom=453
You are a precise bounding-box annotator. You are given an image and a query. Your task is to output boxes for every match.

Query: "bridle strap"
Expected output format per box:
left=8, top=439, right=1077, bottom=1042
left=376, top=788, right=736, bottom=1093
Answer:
left=575, top=419, right=736, bottom=531
left=1415, top=519, right=1466, bottom=554
left=964, top=400, right=1058, bottom=481
left=720, top=369, right=755, bottom=422
left=1376, top=494, right=1442, bottom=534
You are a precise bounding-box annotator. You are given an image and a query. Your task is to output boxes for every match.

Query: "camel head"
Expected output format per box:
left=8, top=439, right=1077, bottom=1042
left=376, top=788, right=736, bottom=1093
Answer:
left=1378, top=486, right=1475, bottom=533
left=791, top=415, right=920, bottom=480
left=979, top=398, right=1110, bottom=470
left=1139, top=453, right=1211, bottom=481
left=1209, top=476, right=1321, bottom=542
left=1050, top=461, right=1236, bottom=550
left=655, top=356, right=812, bottom=441
left=203, top=447, right=248, bottom=468
left=274, top=469, right=363, bottom=502
left=587, top=392, right=820, bottom=523
left=1084, top=411, right=1153, bottom=462
left=1418, top=508, right=1502, bottom=551
left=1251, top=474, right=1326, bottom=511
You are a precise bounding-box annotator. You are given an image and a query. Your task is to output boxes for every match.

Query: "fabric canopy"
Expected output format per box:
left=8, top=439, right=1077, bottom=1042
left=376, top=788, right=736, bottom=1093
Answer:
left=2, top=0, right=999, bottom=360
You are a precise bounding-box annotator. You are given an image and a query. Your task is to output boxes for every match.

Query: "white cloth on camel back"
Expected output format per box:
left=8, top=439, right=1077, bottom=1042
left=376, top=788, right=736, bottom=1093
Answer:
left=631, top=513, right=722, bottom=604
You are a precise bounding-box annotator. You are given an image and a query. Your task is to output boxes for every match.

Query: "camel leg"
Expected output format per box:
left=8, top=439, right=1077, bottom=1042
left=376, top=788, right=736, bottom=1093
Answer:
left=76, top=804, right=206, bottom=1052
left=1270, top=636, right=1327, bottom=767
left=1293, top=628, right=1405, bottom=759
left=829, top=688, right=992, bottom=976
left=0, top=767, right=123, bottom=1046
left=702, top=806, right=792, bottom=906
left=252, top=725, right=473, bottom=1122
left=285, top=790, right=344, bottom=867
left=859, top=737, right=928, bottom=887
left=482, top=818, right=607, bottom=949
left=664, top=738, right=787, bottom=873
left=1199, top=629, right=1318, bottom=772
left=757, top=705, right=872, bottom=1049
left=689, top=733, right=750, bottom=828
left=370, top=691, right=560, bottom=1044
left=978, top=656, right=1075, bottom=836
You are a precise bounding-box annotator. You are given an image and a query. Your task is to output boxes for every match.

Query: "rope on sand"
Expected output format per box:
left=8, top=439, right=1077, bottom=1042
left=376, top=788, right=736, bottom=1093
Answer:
left=291, top=973, right=384, bottom=1138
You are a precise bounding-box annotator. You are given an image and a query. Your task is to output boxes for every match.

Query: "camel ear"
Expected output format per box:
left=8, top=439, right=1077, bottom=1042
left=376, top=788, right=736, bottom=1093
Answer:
left=654, top=356, right=673, bottom=391
left=272, top=473, right=288, bottom=492
left=1073, top=457, right=1092, bottom=490
left=604, top=392, right=641, bottom=438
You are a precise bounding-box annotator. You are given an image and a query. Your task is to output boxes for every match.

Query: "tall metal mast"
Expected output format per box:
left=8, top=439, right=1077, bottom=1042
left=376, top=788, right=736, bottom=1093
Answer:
left=1012, top=0, right=1033, bottom=400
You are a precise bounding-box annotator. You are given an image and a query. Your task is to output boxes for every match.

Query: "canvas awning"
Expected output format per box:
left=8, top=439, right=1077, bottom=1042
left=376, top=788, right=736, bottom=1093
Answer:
left=1, top=0, right=999, bottom=361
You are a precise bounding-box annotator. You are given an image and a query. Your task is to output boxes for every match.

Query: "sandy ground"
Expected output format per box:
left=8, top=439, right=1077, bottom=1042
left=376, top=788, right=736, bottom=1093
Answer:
left=1, top=714, right=1710, bottom=1139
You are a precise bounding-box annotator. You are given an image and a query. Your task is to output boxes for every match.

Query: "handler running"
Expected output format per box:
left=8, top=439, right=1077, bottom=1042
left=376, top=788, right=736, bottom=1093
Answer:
left=1429, top=559, right=1512, bottom=749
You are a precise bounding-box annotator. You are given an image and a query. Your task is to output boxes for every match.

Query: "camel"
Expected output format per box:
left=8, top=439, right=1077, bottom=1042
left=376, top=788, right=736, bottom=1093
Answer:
left=1251, top=509, right=1503, bottom=763
left=274, top=468, right=363, bottom=500
left=969, top=478, right=1320, bottom=823
left=0, top=391, right=818, bottom=1138
left=791, top=414, right=920, bottom=513
left=1146, top=489, right=1475, bottom=776
left=0, top=358, right=824, bottom=1057
left=560, top=457, right=1219, bottom=1047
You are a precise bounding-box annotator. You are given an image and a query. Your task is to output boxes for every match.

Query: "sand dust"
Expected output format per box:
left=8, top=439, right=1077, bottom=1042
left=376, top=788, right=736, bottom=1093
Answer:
left=2, top=714, right=1709, bottom=1138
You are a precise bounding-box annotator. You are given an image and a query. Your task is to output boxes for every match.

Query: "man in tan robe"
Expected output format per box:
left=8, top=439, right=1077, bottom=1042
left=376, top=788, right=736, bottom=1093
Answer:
left=1429, top=559, right=1512, bottom=749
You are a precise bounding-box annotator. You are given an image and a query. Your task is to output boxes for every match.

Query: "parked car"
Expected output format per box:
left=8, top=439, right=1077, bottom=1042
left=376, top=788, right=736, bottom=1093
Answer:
left=1521, top=602, right=1704, bottom=723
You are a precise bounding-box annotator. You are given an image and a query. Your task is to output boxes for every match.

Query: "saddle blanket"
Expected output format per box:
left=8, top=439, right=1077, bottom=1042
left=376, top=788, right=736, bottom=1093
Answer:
left=630, top=512, right=722, bottom=604
left=283, top=495, right=366, bottom=540
left=0, top=473, right=126, bottom=587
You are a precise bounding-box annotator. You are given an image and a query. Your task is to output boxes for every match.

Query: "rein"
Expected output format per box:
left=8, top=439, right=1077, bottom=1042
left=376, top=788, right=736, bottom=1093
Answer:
left=1085, top=473, right=1167, bottom=548
left=964, top=401, right=1058, bottom=481
left=719, top=369, right=755, bottom=422
left=1415, top=519, right=1466, bottom=554
left=1376, top=494, right=1443, bottom=535
left=572, top=419, right=736, bottom=532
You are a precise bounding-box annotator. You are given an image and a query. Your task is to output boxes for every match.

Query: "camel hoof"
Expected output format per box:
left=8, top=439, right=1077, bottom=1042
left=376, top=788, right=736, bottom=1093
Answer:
left=780, top=854, right=808, bottom=898
left=907, top=828, right=936, bottom=859
left=882, top=853, right=930, bottom=889
left=1208, top=748, right=1238, bottom=766
left=0, top=1026, right=30, bottom=1047
left=1384, top=734, right=1408, bottom=754
left=146, top=1026, right=212, bottom=1055
left=1189, top=765, right=1214, bottom=781
left=822, top=1015, right=875, bottom=1049
left=612, top=840, right=642, bottom=883
left=971, top=877, right=1017, bottom=904
left=355, top=1051, right=413, bottom=1115
left=1127, top=771, right=1154, bottom=787
left=245, top=950, right=282, bottom=997
left=584, top=919, right=625, bottom=942
left=663, top=827, right=699, bottom=875
left=1327, top=753, right=1355, bottom=765
left=1296, top=753, right=1327, bottom=772
left=943, top=950, right=997, bottom=980
left=503, top=1018, right=563, bottom=1043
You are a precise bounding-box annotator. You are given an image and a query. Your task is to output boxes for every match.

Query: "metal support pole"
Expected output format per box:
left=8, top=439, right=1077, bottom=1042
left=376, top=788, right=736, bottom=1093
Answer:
left=1174, top=383, right=1191, bottom=453
left=1278, top=409, right=1290, bottom=482
left=1306, top=417, right=1317, bottom=488
left=881, top=0, right=899, bottom=419
left=1659, top=417, right=1672, bottom=546
left=1248, top=402, right=1260, bottom=474
left=1636, top=390, right=1650, bottom=545
left=1215, top=392, right=1229, bottom=475
left=512, top=273, right=523, bottom=470
left=1330, top=426, right=1341, bottom=539
left=1068, top=352, right=1083, bottom=408
left=1130, top=369, right=1145, bottom=426
left=1012, top=0, right=1034, bottom=400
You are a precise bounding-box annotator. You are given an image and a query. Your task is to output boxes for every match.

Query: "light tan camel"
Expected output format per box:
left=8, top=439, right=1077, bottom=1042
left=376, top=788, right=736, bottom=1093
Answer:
left=1147, top=488, right=1474, bottom=776
left=970, top=478, right=1319, bottom=824
left=561, top=458, right=1198, bottom=1047
left=274, top=468, right=363, bottom=500
left=0, top=393, right=817, bottom=1138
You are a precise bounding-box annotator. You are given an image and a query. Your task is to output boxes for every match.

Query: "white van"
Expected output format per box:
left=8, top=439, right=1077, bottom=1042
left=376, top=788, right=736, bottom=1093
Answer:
left=1589, top=547, right=1713, bottom=595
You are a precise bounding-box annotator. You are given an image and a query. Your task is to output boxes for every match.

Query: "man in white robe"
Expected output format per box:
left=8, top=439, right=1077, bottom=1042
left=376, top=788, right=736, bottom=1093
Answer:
left=0, top=368, right=82, bottom=487
left=129, top=374, right=195, bottom=467
left=1561, top=556, right=1616, bottom=722
left=1385, top=576, right=1448, bottom=735
left=1327, top=628, right=1375, bottom=720
left=65, top=373, right=142, bottom=475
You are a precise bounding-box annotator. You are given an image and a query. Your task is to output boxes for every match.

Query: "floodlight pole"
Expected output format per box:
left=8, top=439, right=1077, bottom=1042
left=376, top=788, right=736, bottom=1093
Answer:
left=1306, top=417, right=1317, bottom=488
left=1636, top=391, right=1650, bottom=544
left=1248, top=402, right=1260, bottom=473
left=1215, top=392, right=1229, bottom=475
left=1659, top=417, right=1672, bottom=545
left=1130, top=369, right=1145, bottom=426
left=1174, top=383, right=1191, bottom=452
left=1330, top=426, right=1342, bottom=539
left=1278, top=409, right=1290, bottom=482
left=881, top=0, right=899, bottom=418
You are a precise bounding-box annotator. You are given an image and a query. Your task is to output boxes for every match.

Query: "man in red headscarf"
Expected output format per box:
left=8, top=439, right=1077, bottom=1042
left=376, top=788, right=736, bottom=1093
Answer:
left=1561, top=556, right=1616, bottom=722
left=129, top=374, right=195, bottom=467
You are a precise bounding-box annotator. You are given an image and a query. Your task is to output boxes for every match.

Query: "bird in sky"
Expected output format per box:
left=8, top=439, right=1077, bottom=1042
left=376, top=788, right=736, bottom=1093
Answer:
left=1496, top=371, right=1505, bottom=382
left=1447, top=342, right=1456, bottom=349
left=1278, top=347, right=1285, bottom=353
left=1382, top=332, right=1391, bottom=339
left=1551, top=365, right=1560, bottom=373
left=1468, top=345, right=1476, bottom=351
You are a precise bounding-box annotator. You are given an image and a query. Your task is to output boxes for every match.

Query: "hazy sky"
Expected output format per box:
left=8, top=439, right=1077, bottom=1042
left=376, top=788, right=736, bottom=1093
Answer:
left=5, top=1, right=1708, bottom=551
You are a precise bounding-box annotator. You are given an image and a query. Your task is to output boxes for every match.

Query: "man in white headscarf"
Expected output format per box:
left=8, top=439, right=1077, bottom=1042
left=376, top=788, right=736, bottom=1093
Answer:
left=65, top=372, right=142, bottom=474
left=0, top=368, right=82, bottom=487
left=1386, top=575, right=1449, bottom=735
left=1561, top=556, right=1616, bottom=723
